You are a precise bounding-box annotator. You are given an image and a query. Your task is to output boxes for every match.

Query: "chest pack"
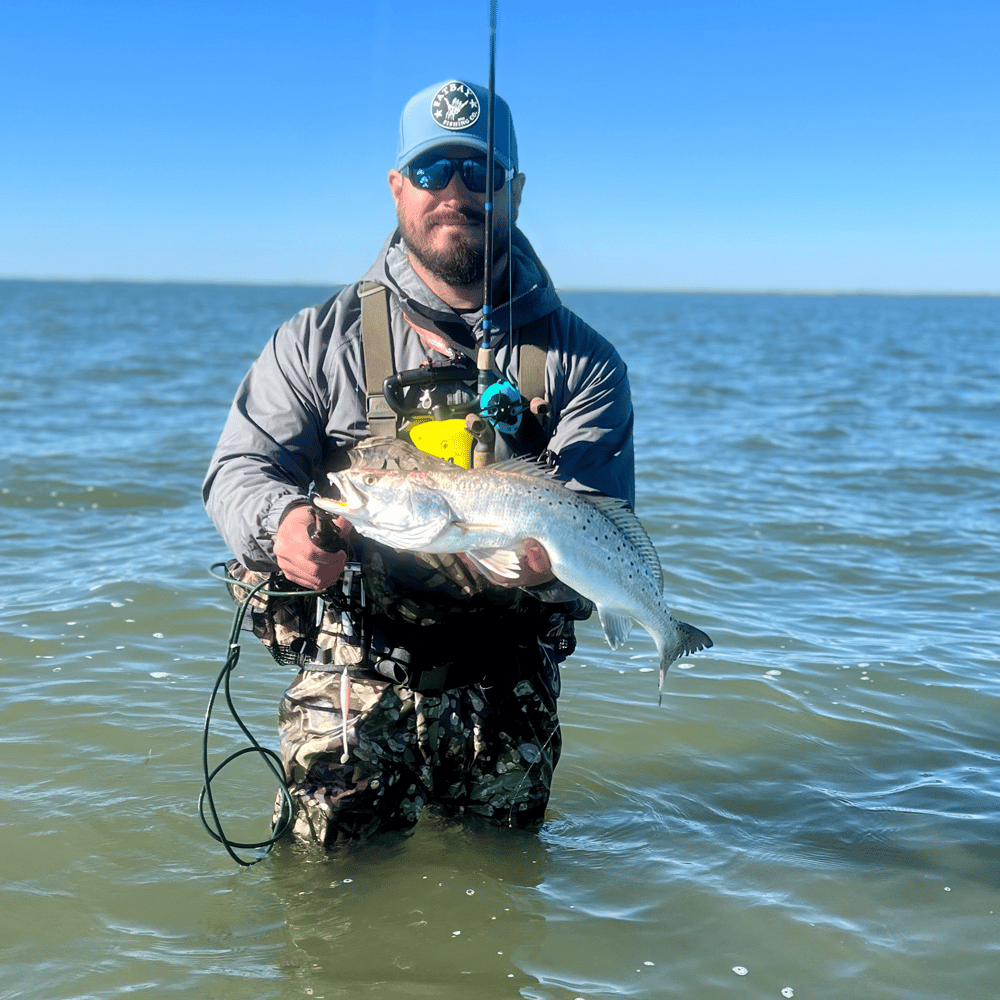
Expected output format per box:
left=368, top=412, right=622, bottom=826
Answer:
left=358, top=281, right=549, bottom=464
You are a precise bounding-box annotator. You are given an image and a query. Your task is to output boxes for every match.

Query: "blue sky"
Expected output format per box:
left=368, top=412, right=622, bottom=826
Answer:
left=3, top=0, right=997, bottom=292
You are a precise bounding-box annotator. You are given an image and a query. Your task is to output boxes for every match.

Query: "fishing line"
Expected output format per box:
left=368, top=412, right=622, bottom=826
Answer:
left=507, top=90, right=514, bottom=336
left=198, top=563, right=327, bottom=866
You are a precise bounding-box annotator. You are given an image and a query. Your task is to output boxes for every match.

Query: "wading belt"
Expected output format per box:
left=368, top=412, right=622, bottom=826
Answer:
left=364, top=609, right=549, bottom=693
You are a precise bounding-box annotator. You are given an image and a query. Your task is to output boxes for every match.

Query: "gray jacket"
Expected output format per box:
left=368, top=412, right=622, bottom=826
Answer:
left=204, top=228, right=634, bottom=572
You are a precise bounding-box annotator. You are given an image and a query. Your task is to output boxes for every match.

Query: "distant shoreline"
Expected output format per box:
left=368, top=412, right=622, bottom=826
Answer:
left=1, top=276, right=995, bottom=298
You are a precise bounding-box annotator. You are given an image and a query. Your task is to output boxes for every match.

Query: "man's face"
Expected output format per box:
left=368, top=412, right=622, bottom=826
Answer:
left=388, top=146, right=525, bottom=290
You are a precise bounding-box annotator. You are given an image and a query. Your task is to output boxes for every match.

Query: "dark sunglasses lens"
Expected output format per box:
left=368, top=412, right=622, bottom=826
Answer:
left=460, top=159, right=488, bottom=193
left=409, top=156, right=506, bottom=193
left=411, top=158, right=455, bottom=190
left=461, top=159, right=508, bottom=192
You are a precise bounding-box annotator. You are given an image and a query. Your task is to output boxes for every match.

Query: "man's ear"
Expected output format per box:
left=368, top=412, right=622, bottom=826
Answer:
left=510, top=172, right=525, bottom=222
left=388, top=169, right=404, bottom=207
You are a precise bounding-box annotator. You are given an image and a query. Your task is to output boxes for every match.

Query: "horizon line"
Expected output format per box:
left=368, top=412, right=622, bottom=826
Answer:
left=0, top=275, right=996, bottom=298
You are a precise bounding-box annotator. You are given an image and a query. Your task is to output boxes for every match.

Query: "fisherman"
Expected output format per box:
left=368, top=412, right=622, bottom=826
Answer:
left=204, top=79, right=635, bottom=846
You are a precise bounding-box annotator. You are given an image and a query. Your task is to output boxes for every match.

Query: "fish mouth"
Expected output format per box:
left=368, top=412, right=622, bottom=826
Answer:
left=315, top=474, right=368, bottom=514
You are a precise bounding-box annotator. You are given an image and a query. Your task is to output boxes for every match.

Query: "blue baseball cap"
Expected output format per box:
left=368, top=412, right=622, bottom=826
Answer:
left=396, top=79, right=518, bottom=173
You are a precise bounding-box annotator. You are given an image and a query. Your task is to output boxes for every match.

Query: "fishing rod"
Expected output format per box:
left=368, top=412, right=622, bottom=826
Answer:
left=478, top=0, right=498, bottom=395
left=473, top=0, right=500, bottom=467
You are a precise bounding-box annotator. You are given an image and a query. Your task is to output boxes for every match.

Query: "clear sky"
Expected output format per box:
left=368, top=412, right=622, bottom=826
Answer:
left=3, top=0, right=997, bottom=292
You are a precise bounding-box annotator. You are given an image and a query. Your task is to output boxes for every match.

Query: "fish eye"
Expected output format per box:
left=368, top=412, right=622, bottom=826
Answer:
left=362, top=473, right=378, bottom=486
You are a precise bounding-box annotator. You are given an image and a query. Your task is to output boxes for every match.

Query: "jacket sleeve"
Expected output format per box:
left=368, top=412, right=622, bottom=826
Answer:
left=544, top=307, right=636, bottom=509
left=202, top=289, right=363, bottom=570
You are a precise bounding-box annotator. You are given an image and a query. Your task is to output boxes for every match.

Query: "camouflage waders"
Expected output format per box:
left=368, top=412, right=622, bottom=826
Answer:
left=276, top=665, right=561, bottom=846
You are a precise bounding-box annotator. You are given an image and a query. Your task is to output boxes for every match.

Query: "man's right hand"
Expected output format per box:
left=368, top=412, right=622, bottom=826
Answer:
left=272, top=504, right=352, bottom=590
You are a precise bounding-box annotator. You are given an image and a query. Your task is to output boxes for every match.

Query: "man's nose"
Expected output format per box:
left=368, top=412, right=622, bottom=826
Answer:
left=440, top=170, right=482, bottom=200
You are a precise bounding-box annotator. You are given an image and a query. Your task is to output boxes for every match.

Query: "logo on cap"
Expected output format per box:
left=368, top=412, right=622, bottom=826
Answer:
left=430, top=81, right=481, bottom=131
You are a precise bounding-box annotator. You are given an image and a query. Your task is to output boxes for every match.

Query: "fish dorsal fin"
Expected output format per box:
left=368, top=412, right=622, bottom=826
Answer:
left=486, top=457, right=558, bottom=480
left=584, top=495, right=663, bottom=589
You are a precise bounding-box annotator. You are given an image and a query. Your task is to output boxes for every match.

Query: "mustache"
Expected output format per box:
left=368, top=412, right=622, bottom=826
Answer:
left=429, top=206, right=485, bottom=226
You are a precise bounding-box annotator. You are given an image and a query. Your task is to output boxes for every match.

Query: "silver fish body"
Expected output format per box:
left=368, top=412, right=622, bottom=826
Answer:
left=314, top=461, right=712, bottom=698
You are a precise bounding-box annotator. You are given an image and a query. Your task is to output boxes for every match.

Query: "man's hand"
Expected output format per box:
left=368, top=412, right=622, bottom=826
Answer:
left=273, top=505, right=352, bottom=589
left=512, top=538, right=555, bottom=588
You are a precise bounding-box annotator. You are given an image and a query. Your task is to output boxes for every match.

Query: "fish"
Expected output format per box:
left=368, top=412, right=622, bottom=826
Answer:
left=314, top=459, right=712, bottom=701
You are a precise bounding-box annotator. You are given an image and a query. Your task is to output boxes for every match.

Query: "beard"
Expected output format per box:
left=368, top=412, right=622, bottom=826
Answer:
left=406, top=228, right=485, bottom=288
left=398, top=205, right=507, bottom=289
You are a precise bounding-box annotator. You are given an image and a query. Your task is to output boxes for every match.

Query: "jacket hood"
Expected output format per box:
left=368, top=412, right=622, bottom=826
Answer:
left=361, top=228, right=562, bottom=350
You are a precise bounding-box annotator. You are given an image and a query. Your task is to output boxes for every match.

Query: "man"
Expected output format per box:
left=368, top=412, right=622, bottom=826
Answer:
left=204, top=79, right=634, bottom=846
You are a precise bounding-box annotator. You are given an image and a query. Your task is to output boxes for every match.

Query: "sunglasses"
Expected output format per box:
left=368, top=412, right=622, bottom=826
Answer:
left=403, top=153, right=512, bottom=194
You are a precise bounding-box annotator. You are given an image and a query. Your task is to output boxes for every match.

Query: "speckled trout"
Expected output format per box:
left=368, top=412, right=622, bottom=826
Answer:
left=314, top=459, right=712, bottom=700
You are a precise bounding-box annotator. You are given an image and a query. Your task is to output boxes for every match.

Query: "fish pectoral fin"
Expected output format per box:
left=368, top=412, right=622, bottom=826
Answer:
left=452, top=523, right=523, bottom=580
left=597, top=607, right=634, bottom=649
left=464, top=548, right=522, bottom=580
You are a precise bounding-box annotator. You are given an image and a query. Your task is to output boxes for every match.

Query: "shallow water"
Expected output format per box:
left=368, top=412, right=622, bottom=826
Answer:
left=1, top=280, right=997, bottom=999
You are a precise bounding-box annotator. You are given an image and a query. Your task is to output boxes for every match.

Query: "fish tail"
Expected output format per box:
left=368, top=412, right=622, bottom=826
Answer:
left=658, top=621, right=713, bottom=706
left=678, top=621, right=713, bottom=656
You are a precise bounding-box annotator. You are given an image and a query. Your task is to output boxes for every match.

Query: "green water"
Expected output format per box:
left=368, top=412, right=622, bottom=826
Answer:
left=1, top=281, right=998, bottom=998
